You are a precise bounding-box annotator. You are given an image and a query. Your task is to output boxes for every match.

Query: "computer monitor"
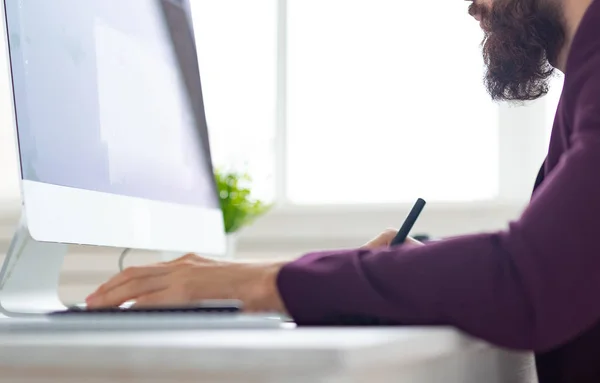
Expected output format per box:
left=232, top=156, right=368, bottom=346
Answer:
left=0, top=0, right=226, bottom=315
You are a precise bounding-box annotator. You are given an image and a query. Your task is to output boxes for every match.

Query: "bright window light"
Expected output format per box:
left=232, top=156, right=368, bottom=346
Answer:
left=545, top=73, right=564, bottom=145
left=285, top=0, right=499, bottom=204
left=190, top=0, right=277, bottom=202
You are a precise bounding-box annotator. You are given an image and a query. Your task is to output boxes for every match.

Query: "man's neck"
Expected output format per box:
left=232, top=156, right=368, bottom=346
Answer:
left=556, top=0, right=593, bottom=72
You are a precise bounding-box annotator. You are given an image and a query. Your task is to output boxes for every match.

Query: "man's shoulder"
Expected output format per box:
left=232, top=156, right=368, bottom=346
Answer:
left=563, top=1, right=600, bottom=107
left=567, top=0, right=600, bottom=73
left=558, top=2, right=600, bottom=140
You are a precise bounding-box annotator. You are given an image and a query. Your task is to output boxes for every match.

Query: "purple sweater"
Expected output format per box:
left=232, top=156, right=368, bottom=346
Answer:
left=277, top=1, right=600, bottom=381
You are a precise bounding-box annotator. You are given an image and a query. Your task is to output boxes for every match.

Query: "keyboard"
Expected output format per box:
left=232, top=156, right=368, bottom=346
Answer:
left=49, top=301, right=242, bottom=316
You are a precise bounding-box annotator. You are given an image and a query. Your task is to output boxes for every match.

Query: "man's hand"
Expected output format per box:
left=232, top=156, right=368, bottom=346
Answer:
left=85, top=254, right=288, bottom=313
left=86, top=229, right=422, bottom=311
left=361, top=228, right=424, bottom=249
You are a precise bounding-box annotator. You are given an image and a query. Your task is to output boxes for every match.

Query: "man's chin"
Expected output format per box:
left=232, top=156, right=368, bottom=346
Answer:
left=485, top=77, right=552, bottom=102
left=483, top=47, right=555, bottom=101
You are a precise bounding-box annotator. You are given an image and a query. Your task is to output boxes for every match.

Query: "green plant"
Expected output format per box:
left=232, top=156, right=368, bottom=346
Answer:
left=214, top=168, right=272, bottom=234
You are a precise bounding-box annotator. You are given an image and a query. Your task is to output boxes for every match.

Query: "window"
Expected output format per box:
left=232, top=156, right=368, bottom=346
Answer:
left=191, top=1, right=517, bottom=206
left=286, top=0, right=498, bottom=204
left=190, top=0, right=278, bottom=202
left=189, top=1, right=559, bottom=241
left=545, top=72, right=565, bottom=144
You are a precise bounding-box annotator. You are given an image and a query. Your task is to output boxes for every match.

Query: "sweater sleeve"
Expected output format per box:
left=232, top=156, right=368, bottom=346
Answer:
left=276, top=53, right=600, bottom=352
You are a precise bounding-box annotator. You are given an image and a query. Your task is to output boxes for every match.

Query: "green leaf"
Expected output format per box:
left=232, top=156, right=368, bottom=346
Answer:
left=214, top=168, right=272, bottom=234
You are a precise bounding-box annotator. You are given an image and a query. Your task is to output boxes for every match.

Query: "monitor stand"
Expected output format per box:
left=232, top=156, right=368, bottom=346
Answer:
left=0, top=214, right=67, bottom=317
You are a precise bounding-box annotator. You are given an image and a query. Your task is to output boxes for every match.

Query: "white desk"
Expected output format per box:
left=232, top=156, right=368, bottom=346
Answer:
left=0, top=327, right=535, bottom=383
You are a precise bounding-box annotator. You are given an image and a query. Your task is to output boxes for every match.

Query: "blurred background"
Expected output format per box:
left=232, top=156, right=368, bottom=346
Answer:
left=0, top=0, right=564, bottom=304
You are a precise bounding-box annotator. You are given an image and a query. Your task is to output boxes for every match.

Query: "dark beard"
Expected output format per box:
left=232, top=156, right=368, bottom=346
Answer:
left=470, top=0, right=566, bottom=102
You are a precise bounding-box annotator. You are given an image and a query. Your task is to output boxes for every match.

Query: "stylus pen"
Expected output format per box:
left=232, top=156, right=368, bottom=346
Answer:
left=390, top=198, right=427, bottom=246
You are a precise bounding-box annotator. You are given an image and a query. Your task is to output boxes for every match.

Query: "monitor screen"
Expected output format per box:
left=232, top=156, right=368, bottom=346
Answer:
left=4, top=0, right=219, bottom=209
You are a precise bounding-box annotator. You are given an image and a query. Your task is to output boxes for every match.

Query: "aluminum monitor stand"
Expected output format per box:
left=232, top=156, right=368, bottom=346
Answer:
left=0, top=215, right=185, bottom=316
left=0, top=214, right=67, bottom=317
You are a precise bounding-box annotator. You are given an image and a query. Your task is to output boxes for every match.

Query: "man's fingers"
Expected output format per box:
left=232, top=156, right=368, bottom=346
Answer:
left=88, top=266, right=171, bottom=302
left=362, top=228, right=399, bottom=249
left=404, top=237, right=423, bottom=246
left=362, top=229, right=424, bottom=250
left=87, top=274, right=170, bottom=308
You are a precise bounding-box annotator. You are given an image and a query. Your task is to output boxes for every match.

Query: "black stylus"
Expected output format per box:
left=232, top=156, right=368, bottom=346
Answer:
left=390, top=198, right=426, bottom=246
